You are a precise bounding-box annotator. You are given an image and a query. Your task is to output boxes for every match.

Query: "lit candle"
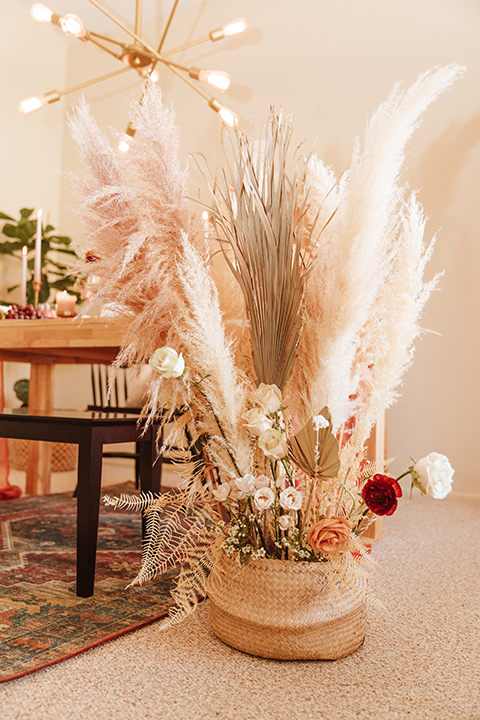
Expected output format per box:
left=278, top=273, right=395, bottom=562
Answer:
left=55, top=290, right=77, bottom=317
left=21, top=246, right=28, bottom=307
left=34, top=209, right=43, bottom=285
left=202, top=210, right=210, bottom=241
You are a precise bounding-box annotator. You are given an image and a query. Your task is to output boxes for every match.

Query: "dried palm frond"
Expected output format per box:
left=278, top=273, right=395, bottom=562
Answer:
left=195, top=109, right=316, bottom=390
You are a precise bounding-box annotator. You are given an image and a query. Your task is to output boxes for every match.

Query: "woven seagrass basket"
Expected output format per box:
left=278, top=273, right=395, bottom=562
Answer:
left=8, top=439, right=78, bottom=473
left=206, top=550, right=366, bottom=660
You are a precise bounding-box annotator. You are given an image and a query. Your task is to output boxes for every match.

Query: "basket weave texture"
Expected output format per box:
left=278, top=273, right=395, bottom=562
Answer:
left=8, top=439, right=78, bottom=473
left=206, top=550, right=366, bottom=660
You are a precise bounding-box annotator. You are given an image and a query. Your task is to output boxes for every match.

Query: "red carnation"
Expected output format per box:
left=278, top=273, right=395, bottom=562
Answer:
left=361, top=474, right=402, bottom=516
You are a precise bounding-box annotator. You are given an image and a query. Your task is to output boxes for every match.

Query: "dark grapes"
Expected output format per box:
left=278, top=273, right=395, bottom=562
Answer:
left=5, top=304, right=47, bottom=320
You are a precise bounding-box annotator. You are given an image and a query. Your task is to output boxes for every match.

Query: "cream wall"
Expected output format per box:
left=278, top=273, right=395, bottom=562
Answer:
left=1, top=1, right=479, bottom=495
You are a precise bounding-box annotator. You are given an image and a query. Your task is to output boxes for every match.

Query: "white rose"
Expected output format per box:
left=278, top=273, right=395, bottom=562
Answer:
left=212, top=483, right=230, bottom=502
left=254, top=474, right=270, bottom=489
left=278, top=514, right=294, bottom=530
left=258, top=428, right=288, bottom=460
left=235, top=474, right=256, bottom=494
left=242, top=407, right=273, bottom=436
left=149, top=347, right=185, bottom=379
left=279, top=486, right=303, bottom=511
left=414, top=453, right=454, bottom=499
left=253, top=383, right=283, bottom=414
left=254, top=486, right=275, bottom=511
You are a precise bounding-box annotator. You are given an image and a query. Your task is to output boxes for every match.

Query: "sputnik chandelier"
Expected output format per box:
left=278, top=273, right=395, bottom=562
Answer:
left=19, top=0, right=247, bottom=150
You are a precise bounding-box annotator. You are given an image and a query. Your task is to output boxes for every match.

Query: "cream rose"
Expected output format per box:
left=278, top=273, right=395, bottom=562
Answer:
left=254, top=486, right=275, bottom=511
left=307, top=516, right=352, bottom=554
left=212, top=483, right=230, bottom=502
left=258, top=428, right=288, bottom=460
left=242, top=407, right=273, bottom=436
left=253, top=383, right=283, bottom=414
left=235, top=474, right=256, bottom=494
left=278, top=514, right=294, bottom=530
left=149, top=347, right=185, bottom=379
left=279, top=486, right=303, bottom=511
left=254, top=474, right=270, bottom=489
left=414, top=453, right=454, bottom=499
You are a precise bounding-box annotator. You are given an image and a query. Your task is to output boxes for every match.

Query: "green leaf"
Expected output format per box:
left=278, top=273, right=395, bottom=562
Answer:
left=13, top=378, right=29, bottom=407
left=49, top=235, right=72, bottom=245
left=20, top=208, right=35, bottom=219
left=0, top=212, right=15, bottom=221
left=2, top=224, right=22, bottom=239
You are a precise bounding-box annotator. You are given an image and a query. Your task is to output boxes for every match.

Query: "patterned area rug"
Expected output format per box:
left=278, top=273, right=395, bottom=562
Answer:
left=0, top=483, right=177, bottom=683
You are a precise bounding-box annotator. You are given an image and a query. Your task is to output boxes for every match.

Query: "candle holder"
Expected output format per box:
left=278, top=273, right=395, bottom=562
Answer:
left=33, top=280, right=42, bottom=308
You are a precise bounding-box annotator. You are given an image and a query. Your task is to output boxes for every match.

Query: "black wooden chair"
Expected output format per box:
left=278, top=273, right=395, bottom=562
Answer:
left=0, top=408, right=161, bottom=597
left=88, top=365, right=144, bottom=487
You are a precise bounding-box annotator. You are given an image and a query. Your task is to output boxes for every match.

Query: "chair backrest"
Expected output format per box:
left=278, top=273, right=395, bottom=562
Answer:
left=89, top=365, right=130, bottom=411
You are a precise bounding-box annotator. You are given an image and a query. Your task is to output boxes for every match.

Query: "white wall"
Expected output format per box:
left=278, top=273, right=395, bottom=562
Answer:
left=2, top=0, right=479, bottom=494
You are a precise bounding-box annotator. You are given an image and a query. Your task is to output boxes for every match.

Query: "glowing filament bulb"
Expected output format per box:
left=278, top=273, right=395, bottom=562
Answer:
left=60, top=14, right=86, bottom=38
left=218, top=105, right=239, bottom=128
left=199, top=70, right=230, bottom=92
left=30, top=3, right=54, bottom=22
left=118, top=137, right=131, bottom=154
left=222, top=18, right=248, bottom=37
left=19, top=96, right=45, bottom=114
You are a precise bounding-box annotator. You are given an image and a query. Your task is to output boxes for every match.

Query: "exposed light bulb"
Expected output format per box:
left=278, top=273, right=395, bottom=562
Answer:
left=141, top=67, right=160, bottom=83
left=60, top=13, right=86, bottom=38
left=19, top=95, right=45, bottom=114
left=218, top=105, right=239, bottom=128
left=30, top=3, right=53, bottom=23
left=222, top=18, right=248, bottom=37
left=199, top=70, right=230, bottom=92
left=209, top=99, right=239, bottom=128
left=118, top=137, right=131, bottom=153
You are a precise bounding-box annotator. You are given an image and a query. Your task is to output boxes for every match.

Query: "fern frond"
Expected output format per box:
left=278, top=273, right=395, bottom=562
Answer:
left=160, top=549, right=214, bottom=628
left=102, top=491, right=161, bottom=512
left=127, top=495, right=216, bottom=587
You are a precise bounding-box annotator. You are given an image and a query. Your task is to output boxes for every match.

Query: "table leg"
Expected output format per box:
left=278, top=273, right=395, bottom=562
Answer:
left=25, top=362, right=55, bottom=496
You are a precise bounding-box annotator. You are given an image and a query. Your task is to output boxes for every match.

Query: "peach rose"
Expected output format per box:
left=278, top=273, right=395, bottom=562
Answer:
left=307, top=516, right=353, bottom=555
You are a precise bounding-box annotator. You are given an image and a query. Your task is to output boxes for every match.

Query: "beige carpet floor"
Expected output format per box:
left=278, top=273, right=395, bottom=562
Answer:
left=1, top=491, right=479, bottom=720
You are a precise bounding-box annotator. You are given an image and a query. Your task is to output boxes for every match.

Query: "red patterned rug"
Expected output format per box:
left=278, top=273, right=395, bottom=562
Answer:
left=0, top=483, right=177, bottom=683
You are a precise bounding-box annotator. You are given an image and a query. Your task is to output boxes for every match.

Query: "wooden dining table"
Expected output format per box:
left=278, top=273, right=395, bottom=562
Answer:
left=0, top=316, right=131, bottom=495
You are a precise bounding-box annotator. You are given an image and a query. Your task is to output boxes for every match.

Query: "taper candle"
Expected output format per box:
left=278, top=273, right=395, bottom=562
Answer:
left=34, top=209, right=43, bottom=285
left=21, top=246, right=27, bottom=306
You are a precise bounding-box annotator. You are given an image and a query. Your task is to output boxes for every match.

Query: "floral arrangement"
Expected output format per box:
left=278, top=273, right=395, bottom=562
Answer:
left=69, top=64, right=461, bottom=621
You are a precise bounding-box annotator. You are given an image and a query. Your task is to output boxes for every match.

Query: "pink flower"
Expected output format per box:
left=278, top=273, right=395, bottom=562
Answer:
left=308, top=516, right=352, bottom=554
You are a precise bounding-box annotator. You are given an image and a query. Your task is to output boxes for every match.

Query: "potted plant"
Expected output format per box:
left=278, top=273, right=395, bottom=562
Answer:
left=0, top=208, right=81, bottom=306
left=73, top=70, right=459, bottom=659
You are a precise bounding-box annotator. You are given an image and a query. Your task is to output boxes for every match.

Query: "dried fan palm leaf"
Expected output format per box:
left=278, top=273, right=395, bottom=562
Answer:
left=288, top=407, right=340, bottom=480
left=195, top=109, right=316, bottom=390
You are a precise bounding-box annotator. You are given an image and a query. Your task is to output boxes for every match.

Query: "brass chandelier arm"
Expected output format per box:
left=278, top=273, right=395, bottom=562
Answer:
left=165, top=64, right=213, bottom=104
left=160, top=35, right=213, bottom=59
left=85, top=0, right=215, bottom=61
left=57, top=67, right=132, bottom=98
left=135, top=0, right=143, bottom=36
left=85, top=0, right=156, bottom=53
left=88, top=37, right=122, bottom=58
left=157, top=0, right=180, bottom=55
left=89, top=31, right=126, bottom=47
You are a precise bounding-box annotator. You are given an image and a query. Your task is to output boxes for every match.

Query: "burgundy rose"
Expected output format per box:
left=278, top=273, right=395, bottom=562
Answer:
left=361, top=474, right=402, bottom=516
